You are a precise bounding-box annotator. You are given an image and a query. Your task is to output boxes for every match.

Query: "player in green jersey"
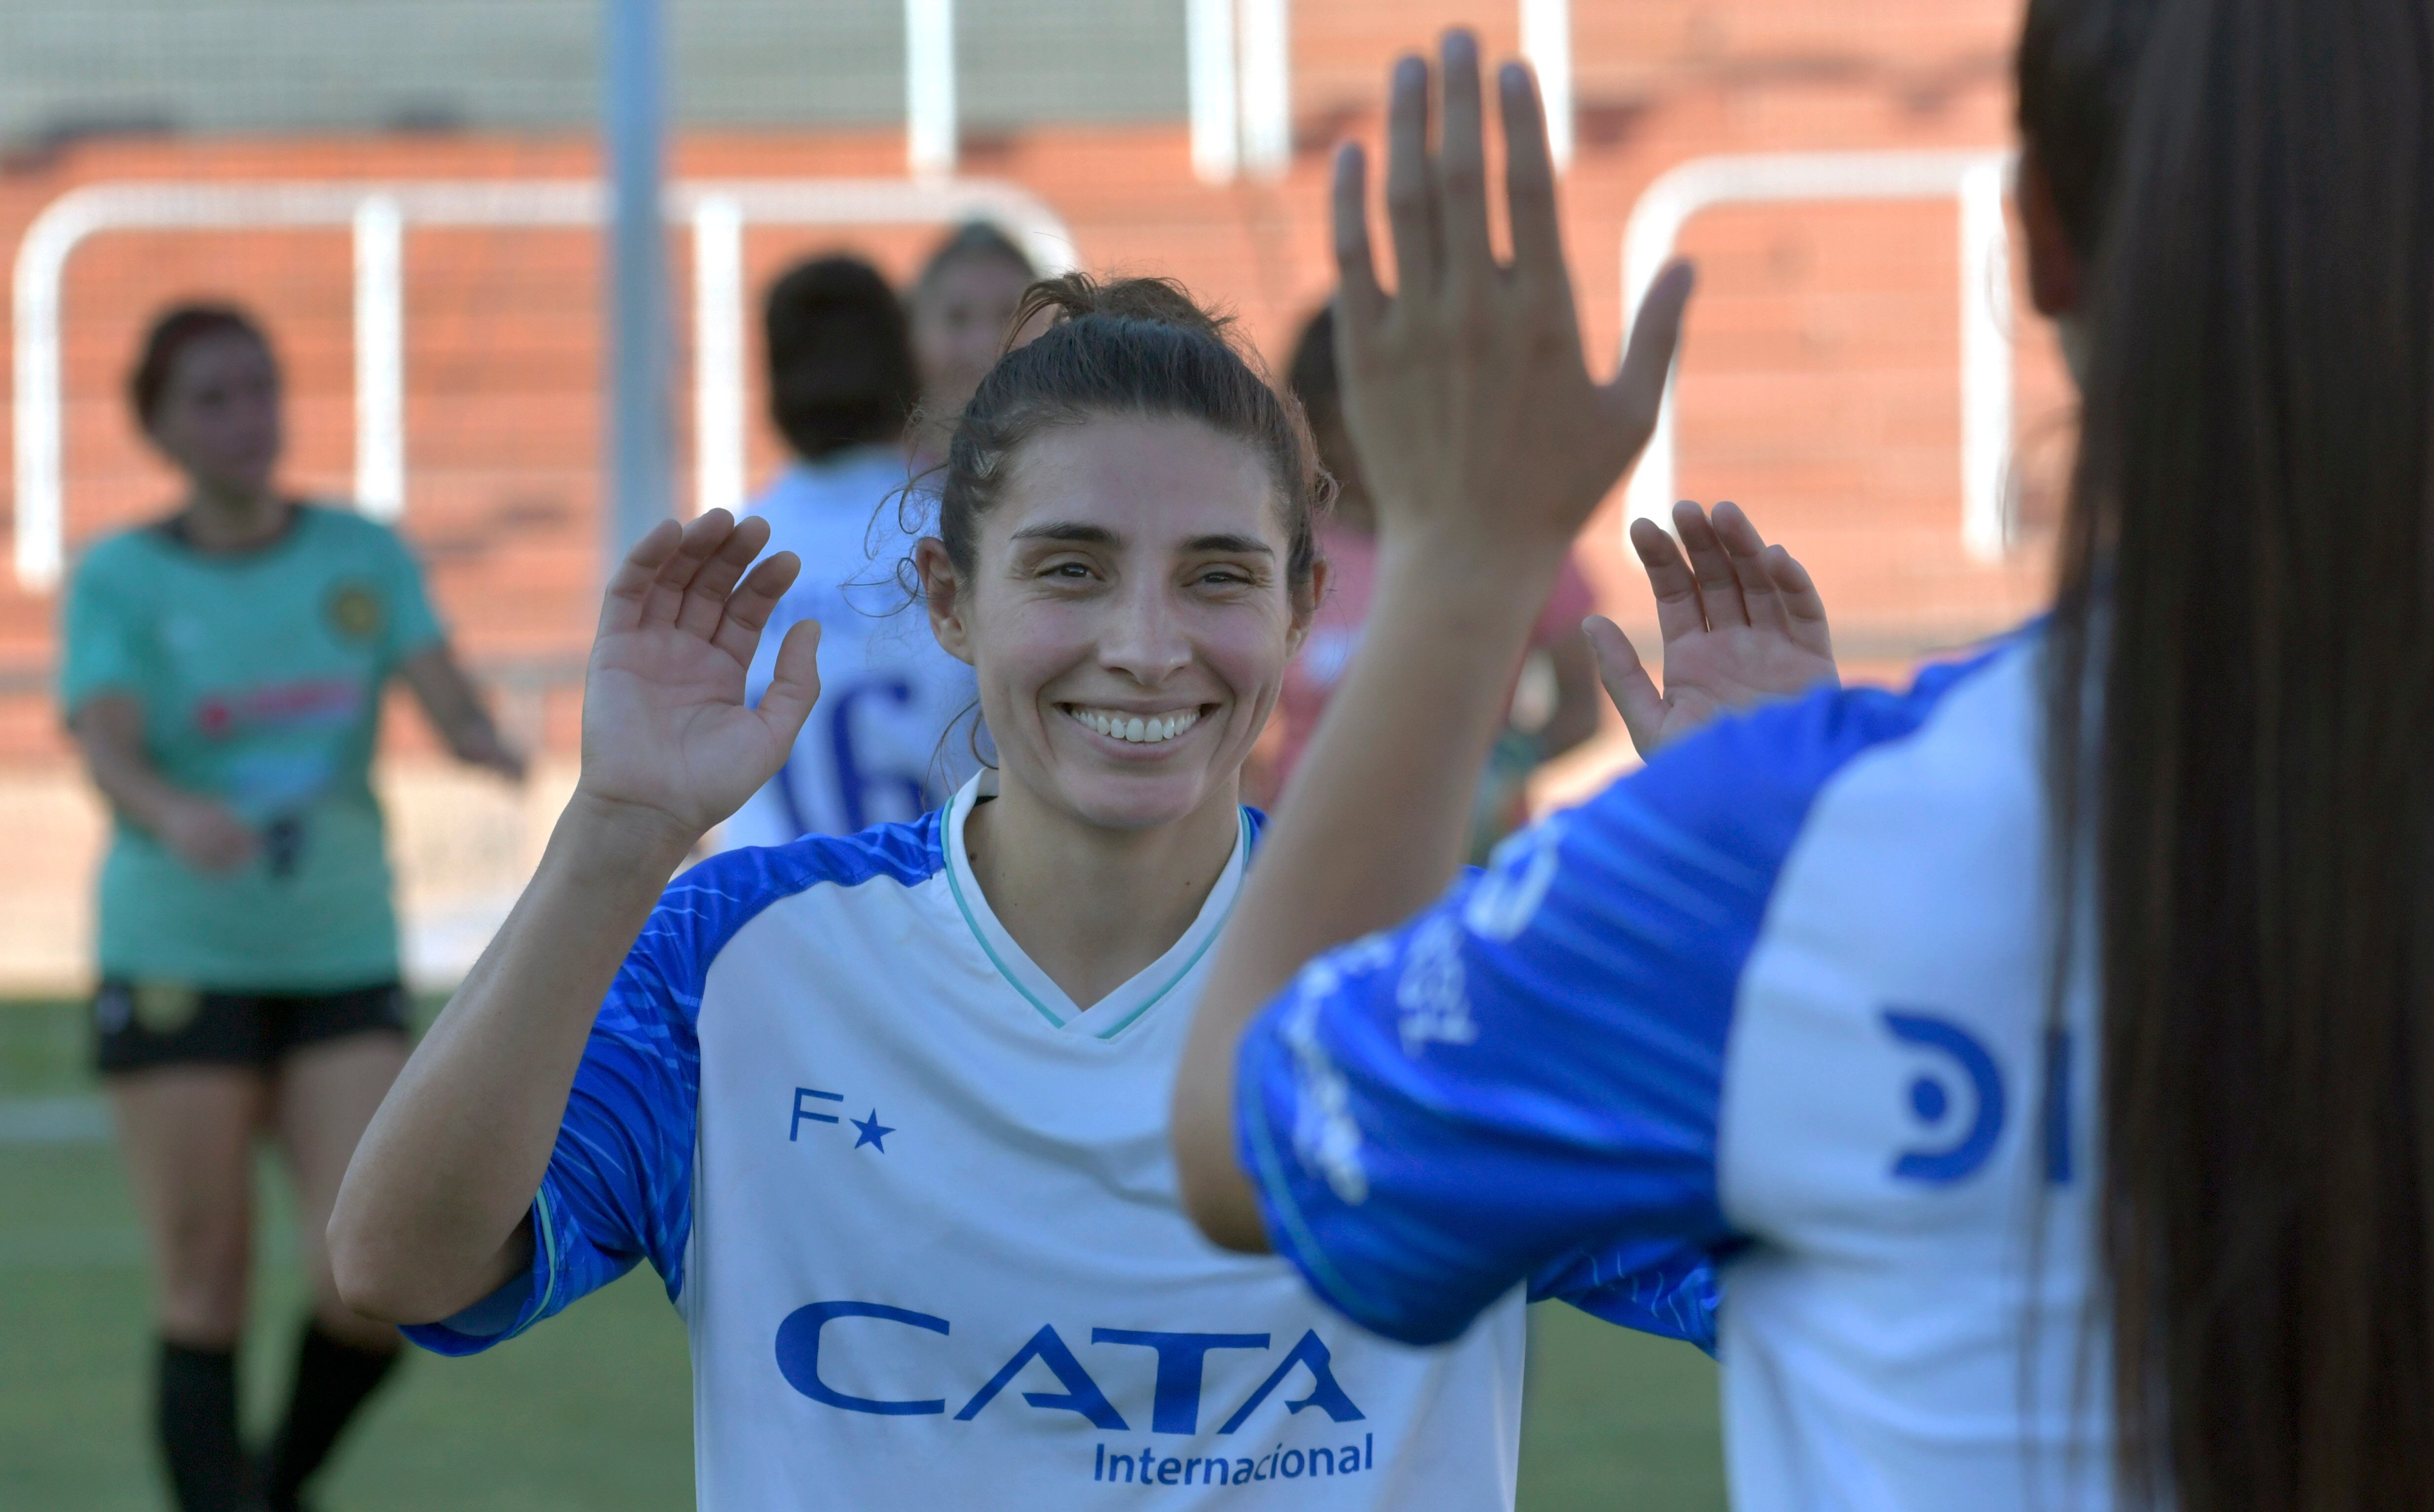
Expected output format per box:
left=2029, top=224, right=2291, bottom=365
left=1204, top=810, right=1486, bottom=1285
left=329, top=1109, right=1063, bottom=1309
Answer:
left=59, top=303, right=524, bottom=1512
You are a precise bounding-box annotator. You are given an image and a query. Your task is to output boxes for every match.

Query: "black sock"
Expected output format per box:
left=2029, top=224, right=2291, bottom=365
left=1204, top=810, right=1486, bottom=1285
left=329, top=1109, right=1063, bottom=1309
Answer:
left=261, top=1320, right=402, bottom=1511
left=157, top=1338, right=244, bottom=1512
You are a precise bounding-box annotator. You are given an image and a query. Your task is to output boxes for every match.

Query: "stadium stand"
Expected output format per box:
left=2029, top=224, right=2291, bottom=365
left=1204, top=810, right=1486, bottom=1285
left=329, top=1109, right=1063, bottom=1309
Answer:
left=0, top=0, right=2069, bottom=992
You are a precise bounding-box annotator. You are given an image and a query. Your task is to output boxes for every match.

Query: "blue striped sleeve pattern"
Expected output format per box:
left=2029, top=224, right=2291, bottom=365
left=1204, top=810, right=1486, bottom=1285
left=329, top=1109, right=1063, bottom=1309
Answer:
left=1529, top=1237, right=1726, bottom=1356
left=406, top=814, right=945, bottom=1356
left=1234, top=660, right=2000, bottom=1349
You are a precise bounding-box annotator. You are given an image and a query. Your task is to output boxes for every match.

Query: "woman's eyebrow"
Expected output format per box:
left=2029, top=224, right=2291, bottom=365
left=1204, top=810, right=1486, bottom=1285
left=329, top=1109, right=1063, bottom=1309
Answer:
left=1010, top=521, right=1121, bottom=545
left=1184, top=533, right=1275, bottom=556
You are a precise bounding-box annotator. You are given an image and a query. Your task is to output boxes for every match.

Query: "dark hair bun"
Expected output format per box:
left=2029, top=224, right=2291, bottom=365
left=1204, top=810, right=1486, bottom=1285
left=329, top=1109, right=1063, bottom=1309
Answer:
left=1011, top=273, right=1234, bottom=349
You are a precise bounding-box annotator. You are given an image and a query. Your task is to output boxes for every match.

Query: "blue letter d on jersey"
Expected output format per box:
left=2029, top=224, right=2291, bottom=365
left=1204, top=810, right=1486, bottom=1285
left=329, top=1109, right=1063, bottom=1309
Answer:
left=1882, top=1010, right=2005, bottom=1184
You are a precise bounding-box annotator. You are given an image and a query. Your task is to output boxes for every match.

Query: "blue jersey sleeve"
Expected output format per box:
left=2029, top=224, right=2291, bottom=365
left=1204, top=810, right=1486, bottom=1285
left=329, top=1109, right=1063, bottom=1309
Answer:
left=405, top=848, right=808, bottom=1356
left=1529, top=1237, right=1724, bottom=1356
left=1235, top=667, right=1994, bottom=1348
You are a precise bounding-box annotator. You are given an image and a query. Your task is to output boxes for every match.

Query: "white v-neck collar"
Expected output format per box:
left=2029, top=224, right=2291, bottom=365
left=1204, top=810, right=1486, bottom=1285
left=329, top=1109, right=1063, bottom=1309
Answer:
left=941, top=772, right=1251, bottom=1041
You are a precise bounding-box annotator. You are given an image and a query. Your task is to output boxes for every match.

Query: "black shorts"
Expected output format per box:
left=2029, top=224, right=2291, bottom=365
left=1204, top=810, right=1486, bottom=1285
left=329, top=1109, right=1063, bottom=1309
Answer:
left=92, top=980, right=408, bottom=1076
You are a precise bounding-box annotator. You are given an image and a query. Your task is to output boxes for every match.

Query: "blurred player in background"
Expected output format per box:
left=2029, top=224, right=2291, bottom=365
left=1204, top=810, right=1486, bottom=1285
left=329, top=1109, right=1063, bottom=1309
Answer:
left=720, top=255, right=978, bottom=847
left=331, top=272, right=1824, bottom=1509
left=61, top=304, right=524, bottom=1512
left=906, top=220, right=1038, bottom=468
left=1265, top=305, right=1604, bottom=857
left=1179, top=12, right=2434, bottom=1509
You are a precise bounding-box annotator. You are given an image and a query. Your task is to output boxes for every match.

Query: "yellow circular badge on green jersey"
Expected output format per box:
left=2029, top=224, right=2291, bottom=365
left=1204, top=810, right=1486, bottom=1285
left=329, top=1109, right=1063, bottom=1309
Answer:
left=327, top=580, right=384, bottom=643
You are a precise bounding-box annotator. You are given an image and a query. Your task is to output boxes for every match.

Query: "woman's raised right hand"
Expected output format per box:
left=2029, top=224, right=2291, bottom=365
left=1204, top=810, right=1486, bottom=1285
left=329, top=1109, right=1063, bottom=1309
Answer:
left=573, top=510, right=821, bottom=847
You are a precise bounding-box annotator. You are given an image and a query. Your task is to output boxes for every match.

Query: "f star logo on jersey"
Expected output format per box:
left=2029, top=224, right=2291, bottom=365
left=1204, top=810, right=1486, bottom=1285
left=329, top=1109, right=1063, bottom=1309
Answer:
left=790, top=1087, right=895, bottom=1152
left=1881, top=1009, right=2006, bottom=1184
left=773, top=1302, right=1367, bottom=1437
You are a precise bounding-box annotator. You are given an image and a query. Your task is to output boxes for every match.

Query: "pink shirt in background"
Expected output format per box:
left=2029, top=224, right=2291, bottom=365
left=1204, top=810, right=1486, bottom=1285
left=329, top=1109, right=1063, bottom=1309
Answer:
left=1272, top=523, right=1597, bottom=788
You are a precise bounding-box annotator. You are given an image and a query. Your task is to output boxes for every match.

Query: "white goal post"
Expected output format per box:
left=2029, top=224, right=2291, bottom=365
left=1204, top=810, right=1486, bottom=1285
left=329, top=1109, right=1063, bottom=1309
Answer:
left=1621, top=150, right=2018, bottom=563
left=11, top=178, right=1076, bottom=591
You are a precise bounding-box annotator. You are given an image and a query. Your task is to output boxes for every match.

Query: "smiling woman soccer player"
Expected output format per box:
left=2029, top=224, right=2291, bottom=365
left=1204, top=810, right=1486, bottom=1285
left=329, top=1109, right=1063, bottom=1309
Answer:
left=328, top=274, right=1816, bottom=1509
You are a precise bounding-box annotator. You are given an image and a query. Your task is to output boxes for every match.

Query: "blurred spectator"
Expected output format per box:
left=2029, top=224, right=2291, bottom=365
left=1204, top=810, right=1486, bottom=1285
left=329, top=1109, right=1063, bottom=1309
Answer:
left=59, top=303, right=524, bottom=1512
left=906, top=221, right=1038, bottom=467
left=1263, top=305, right=1604, bottom=857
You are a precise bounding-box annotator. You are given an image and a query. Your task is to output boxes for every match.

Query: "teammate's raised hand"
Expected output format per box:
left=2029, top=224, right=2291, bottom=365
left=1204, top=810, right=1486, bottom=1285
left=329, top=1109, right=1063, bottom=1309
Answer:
left=1591, top=500, right=1838, bottom=756
left=1329, top=31, right=1694, bottom=566
left=1178, top=31, right=1691, bottom=1248
left=576, top=510, right=821, bottom=844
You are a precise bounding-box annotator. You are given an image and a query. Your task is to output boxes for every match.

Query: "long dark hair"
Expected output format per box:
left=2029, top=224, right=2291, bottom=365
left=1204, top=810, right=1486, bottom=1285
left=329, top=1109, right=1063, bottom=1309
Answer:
left=763, top=255, right=918, bottom=460
left=2037, top=0, right=2434, bottom=1505
left=1285, top=304, right=1343, bottom=446
left=1285, top=304, right=1363, bottom=503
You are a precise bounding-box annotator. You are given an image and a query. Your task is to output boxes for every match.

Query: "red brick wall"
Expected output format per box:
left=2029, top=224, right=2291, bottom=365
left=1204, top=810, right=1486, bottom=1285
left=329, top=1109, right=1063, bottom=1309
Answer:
left=0, top=0, right=2067, bottom=768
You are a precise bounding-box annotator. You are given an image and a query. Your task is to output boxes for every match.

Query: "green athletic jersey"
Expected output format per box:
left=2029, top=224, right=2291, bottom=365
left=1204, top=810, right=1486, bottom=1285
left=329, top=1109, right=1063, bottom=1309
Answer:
left=59, top=505, right=445, bottom=989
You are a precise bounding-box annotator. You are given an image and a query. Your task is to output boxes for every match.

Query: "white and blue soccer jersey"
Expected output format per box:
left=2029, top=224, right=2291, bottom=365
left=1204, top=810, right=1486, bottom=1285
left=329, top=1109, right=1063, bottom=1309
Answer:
left=406, top=774, right=1699, bottom=1509
left=1237, top=633, right=2114, bottom=1511
left=722, top=448, right=979, bottom=846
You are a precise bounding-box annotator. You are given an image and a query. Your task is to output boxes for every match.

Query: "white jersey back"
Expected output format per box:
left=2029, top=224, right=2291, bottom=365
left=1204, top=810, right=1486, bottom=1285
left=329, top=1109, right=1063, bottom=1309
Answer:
left=1236, top=635, right=2114, bottom=1510
left=410, top=776, right=1529, bottom=1510
left=724, top=449, right=978, bottom=845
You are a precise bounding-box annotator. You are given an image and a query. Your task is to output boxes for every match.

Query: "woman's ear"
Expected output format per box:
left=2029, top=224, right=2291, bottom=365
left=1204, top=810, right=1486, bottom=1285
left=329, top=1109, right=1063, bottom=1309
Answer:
left=917, top=538, right=977, bottom=666
left=1285, top=555, right=1330, bottom=659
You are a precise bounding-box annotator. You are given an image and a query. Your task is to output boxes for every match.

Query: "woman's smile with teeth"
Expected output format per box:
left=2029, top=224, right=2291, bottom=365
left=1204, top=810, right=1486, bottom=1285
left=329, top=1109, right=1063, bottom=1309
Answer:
left=1065, top=705, right=1204, bottom=745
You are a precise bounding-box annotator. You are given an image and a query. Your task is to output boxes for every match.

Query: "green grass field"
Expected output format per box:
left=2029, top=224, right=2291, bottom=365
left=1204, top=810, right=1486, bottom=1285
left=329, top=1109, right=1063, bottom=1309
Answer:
left=0, top=1001, right=1723, bottom=1510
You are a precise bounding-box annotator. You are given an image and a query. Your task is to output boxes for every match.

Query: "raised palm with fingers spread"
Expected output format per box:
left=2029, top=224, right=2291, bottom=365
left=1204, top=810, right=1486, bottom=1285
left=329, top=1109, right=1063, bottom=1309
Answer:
left=1176, top=32, right=1722, bottom=1242
left=1327, top=45, right=1831, bottom=760
left=1327, top=51, right=1695, bottom=569
left=579, top=510, right=825, bottom=845
left=1596, top=499, right=1838, bottom=756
